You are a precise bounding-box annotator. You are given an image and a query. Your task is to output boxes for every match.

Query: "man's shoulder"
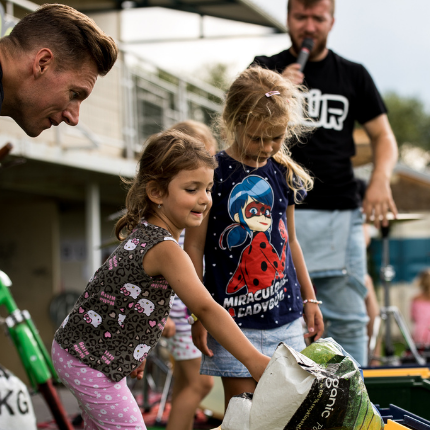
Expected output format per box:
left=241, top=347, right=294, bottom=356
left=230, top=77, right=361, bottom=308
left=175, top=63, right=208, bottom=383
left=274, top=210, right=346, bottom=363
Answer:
left=329, top=50, right=367, bottom=73
left=251, top=49, right=293, bottom=72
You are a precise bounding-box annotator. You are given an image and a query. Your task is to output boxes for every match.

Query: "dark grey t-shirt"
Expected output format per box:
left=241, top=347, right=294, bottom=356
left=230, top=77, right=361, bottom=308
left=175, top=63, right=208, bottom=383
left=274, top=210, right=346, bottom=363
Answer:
left=55, top=220, right=176, bottom=382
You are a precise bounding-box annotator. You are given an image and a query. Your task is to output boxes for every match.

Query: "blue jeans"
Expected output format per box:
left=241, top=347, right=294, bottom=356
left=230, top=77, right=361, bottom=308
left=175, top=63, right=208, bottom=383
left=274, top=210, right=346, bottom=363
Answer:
left=200, top=318, right=306, bottom=377
left=295, top=208, right=369, bottom=366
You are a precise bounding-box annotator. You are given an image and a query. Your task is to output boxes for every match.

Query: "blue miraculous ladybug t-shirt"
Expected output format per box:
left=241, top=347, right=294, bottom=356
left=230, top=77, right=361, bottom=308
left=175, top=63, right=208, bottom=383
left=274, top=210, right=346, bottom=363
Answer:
left=203, top=151, right=304, bottom=329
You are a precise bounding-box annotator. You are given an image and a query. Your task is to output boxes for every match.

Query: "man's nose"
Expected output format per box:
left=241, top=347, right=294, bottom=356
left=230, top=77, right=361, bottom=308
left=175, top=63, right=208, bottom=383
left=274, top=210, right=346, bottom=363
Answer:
left=63, top=102, right=80, bottom=126
left=304, top=18, right=317, bottom=33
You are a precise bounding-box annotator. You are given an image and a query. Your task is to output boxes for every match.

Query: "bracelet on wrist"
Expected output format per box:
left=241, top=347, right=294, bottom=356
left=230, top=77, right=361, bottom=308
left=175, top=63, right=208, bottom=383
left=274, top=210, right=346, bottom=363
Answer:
left=187, top=313, right=198, bottom=325
left=303, top=299, right=322, bottom=305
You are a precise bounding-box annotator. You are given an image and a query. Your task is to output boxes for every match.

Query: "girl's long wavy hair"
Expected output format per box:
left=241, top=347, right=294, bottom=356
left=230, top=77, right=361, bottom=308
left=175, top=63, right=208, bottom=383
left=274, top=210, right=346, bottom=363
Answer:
left=115, top=130, right=217, bottom=240
left=217, top=66, right=313, bottom=203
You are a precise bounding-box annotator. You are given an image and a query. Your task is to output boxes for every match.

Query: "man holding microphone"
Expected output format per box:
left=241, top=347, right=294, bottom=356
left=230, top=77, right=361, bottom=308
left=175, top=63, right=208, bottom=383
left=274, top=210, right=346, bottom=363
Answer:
left=252, top=0, right=398, bottom=366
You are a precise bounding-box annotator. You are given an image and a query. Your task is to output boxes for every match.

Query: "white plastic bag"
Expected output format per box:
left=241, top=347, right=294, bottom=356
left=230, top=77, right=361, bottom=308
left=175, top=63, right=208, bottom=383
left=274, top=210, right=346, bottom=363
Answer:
left=221, top=339, right=384, bottom=430
left=0, top=365, right=37, bottom=430
left=222, top=393, right=252, bottom=430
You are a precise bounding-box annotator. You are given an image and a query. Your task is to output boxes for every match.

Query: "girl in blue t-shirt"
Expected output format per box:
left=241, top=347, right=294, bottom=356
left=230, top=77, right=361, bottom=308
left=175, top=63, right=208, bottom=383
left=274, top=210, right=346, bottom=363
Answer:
left=185, top=66, right=324, bottom=408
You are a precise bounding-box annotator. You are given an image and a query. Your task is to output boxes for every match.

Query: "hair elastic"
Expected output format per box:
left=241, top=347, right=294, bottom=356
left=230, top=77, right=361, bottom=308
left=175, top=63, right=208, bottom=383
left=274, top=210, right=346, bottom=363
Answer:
left=265, top=90, right=281, bottom=98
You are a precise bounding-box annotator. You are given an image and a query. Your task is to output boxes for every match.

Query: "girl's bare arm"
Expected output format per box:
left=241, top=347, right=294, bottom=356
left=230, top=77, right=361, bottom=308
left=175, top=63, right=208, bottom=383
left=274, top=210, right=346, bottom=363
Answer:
left=144, top=240, right=270, bottom=381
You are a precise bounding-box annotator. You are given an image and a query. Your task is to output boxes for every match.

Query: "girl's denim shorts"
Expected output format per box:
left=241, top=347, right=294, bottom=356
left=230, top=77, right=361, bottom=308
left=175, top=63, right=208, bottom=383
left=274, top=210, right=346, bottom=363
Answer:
left=200, top=318, right=306, bottom=377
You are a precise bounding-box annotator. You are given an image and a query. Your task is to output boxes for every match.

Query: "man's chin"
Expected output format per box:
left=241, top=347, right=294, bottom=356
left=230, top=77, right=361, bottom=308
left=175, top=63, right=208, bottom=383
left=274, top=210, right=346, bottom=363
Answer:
left=309, top=43, right=327, bottom=61
left=20, top=124, right=43, bottom=138
left=13, top=117, right=45, bottom=137
left=26, top=130, right=43, bottom=138
left=290, top=37, right=327, bottom=61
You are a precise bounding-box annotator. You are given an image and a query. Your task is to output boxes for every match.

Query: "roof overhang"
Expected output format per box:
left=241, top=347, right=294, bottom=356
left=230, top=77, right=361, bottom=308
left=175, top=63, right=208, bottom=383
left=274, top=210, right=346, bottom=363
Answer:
left=19, top=0, right=287, bottom=33
left=122, top=0, right=287, bottom=33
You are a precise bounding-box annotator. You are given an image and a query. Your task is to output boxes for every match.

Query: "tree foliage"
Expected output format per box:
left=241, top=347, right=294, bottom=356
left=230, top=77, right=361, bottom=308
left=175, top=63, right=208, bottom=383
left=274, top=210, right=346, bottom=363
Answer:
left=384, top=92, right=430, bottom=151
left=196, top=62, right=233, bottom=92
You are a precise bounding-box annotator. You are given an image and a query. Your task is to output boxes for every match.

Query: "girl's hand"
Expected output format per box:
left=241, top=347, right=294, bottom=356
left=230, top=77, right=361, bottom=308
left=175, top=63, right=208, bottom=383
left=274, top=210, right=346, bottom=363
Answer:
left=130, top=360, right=146, bottom=380
left=248, top=353, right=271, bottom=382
left=162, top=317, right=176, bottom=338
left=191, top=320, right=213, bottom=357
left=303, top=303, right=324, bottom=341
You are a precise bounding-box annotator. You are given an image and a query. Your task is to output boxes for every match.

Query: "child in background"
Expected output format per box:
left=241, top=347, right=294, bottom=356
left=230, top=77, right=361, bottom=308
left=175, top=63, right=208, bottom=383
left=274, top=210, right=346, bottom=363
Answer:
left=52, top=130, right=270, bottom=429
left=169, top=120, right=217, bottom=156
left=411, top=269, right=430, bottom=347
left=185, top=66, right=324, bottom=409
left=163, top=120, right=216, bottom=430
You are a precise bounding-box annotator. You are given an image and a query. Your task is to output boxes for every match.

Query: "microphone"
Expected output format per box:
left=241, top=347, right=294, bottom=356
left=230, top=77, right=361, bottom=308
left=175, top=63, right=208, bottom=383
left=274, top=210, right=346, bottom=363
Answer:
left=296, top=38, right=314, bottom=72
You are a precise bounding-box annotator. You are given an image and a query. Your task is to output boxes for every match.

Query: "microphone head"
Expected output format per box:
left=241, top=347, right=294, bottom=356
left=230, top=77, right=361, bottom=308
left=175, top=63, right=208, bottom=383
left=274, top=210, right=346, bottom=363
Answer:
left=301, top=37, right=314, bottom=51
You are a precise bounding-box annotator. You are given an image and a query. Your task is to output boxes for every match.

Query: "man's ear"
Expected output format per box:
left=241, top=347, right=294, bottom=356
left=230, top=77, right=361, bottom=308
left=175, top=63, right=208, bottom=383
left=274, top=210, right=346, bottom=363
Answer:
left=329, top=16, right=335, bottom=31
left=147, top=181, right=164, bottom=206
left=33, top=48, right=54, bottom=78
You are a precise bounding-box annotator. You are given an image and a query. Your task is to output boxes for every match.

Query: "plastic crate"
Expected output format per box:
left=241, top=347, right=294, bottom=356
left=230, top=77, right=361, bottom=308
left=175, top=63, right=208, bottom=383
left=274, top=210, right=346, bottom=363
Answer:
left=363, top=367, right=430, bottom=379
left=377, top=405, right=430, bottom=430
left=385, top=420, right=410, bottom=429
left=365, top=376, right=430, bottom=420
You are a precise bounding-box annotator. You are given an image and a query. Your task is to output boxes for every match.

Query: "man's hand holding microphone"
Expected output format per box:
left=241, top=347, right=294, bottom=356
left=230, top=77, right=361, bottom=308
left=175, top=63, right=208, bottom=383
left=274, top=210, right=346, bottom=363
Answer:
left=282, top=38, right=314, bottom=84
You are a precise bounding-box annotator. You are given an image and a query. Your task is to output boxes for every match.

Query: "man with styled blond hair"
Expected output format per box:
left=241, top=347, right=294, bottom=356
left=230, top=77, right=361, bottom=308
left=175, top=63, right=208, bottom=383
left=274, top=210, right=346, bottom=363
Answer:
left=0, top=3, right=118, bottom=137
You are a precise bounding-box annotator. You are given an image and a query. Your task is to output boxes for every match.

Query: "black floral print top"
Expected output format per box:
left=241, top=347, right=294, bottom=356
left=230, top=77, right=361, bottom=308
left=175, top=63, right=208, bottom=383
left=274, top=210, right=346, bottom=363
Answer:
left=54, top=220, right=176, bottom=382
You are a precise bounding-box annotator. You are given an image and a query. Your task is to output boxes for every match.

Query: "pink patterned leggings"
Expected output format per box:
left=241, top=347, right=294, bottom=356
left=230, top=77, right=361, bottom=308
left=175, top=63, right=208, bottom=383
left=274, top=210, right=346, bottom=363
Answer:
left=51, top=340, right=147, bottom=430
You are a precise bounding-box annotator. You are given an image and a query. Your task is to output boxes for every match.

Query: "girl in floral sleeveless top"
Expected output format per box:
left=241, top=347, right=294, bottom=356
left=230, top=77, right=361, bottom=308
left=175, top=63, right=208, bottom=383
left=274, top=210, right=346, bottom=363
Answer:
left=52, top=130, right=270, bottom=429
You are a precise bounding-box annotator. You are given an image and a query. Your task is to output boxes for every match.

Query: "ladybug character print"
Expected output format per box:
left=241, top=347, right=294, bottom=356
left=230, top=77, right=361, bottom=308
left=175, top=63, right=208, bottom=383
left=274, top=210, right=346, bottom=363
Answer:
left=220, top=175, right=288, bottom=295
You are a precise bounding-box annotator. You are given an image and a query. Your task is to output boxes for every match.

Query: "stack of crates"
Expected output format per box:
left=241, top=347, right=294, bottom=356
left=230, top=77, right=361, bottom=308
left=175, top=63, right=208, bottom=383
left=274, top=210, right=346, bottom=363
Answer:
left=363, top=367, right=430, bottom=421
left=364, top=366, right=430, bottom=428
left=376, top=404, right=430, bottom=429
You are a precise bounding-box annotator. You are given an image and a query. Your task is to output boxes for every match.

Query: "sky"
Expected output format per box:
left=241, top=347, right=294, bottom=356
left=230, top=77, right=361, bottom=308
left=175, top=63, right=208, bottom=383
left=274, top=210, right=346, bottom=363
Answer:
left=121, top=0, right=430, bottom=109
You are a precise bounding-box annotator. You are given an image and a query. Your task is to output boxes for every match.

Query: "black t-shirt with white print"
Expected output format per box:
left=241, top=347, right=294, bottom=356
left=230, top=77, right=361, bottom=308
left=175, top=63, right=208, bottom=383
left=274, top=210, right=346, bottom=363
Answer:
left=252, top=49, right=387, bottom=210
